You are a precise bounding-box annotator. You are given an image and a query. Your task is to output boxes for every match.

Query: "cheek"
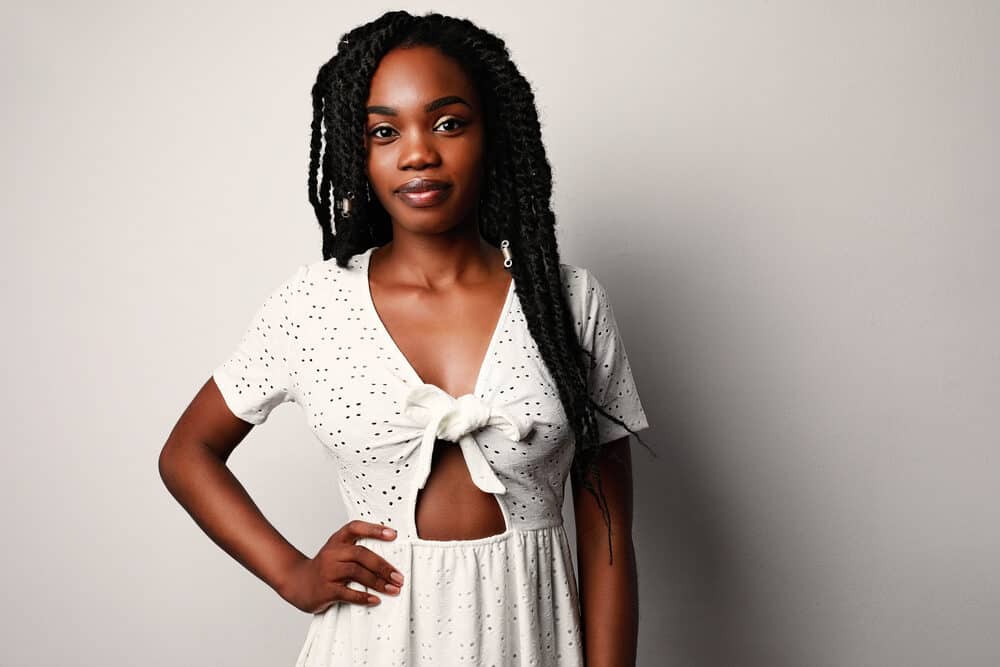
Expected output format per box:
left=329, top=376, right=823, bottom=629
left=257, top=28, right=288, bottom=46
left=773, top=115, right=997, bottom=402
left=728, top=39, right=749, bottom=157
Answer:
left=450, top=138, right=486, bottom=182
left=366, top=153, right=395, bottom=191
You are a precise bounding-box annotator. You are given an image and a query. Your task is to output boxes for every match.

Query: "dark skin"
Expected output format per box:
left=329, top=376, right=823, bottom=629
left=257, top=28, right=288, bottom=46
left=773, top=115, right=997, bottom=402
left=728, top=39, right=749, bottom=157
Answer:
left=158, top=44, right=637, bottom=666
left=572, top=438, right=638, bottom=667
left=362, top=45, right=509, bottom=540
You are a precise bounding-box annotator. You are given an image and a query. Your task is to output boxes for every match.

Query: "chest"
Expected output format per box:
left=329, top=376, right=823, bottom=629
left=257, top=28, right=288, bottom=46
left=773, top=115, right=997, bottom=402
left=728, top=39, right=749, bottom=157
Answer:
left=285, top=277, right=573, bottom=473
left=367, top=271, right=516, bottom=401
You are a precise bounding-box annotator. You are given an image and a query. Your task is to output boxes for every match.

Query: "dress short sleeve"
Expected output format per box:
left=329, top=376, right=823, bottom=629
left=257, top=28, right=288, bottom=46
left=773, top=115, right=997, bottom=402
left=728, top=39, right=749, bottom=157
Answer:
left=212, top=265, right=307, bottom=425
left=580, top=269, right=651, bottom=445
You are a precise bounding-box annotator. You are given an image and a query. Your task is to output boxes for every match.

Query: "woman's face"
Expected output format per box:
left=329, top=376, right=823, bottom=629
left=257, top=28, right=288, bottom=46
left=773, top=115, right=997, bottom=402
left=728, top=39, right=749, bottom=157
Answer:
left=364, top=45, right=486, bottom=234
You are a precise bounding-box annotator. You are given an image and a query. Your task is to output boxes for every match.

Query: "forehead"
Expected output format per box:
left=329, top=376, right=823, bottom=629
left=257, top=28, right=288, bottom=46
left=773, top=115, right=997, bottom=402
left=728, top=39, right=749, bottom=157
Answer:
left=366, top=45, right=480, bottom=110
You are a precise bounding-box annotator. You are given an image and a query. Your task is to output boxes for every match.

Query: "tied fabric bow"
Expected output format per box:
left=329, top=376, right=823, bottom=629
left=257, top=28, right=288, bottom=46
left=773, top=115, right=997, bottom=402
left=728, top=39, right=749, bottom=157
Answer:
left=400, top=384, right=534, bottom=494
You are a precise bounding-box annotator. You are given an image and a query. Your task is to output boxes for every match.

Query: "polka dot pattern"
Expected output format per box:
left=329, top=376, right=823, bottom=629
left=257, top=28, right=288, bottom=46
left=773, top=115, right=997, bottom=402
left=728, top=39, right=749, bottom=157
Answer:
left=569, top=265, right=651, bottom=445
left=211, top=245, right=650, bottom=666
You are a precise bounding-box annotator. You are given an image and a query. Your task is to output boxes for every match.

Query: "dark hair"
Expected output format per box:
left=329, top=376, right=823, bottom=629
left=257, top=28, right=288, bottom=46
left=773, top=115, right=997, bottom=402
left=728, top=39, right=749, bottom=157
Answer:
left=307, top=10, right=652, bottom=564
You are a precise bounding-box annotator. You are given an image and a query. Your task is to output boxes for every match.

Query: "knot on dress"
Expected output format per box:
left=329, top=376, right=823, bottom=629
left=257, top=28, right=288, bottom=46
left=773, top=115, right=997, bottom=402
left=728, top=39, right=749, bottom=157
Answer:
left=402, top=384, right=534, bottom=495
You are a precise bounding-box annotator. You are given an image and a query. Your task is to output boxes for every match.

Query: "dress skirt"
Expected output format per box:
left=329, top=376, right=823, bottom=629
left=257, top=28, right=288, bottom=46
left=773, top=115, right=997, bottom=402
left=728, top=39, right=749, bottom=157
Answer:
left=293, top=524, right=585, bottom=667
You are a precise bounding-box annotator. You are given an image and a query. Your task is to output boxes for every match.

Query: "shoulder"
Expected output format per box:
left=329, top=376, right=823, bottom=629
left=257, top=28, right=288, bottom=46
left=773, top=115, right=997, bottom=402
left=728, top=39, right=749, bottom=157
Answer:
left=559, top=261, right=609, bottom=309
left=558, top=262, right=609, bottom=344
left=280, top=253, right=365, bottom=297
left=302, top=252, right=364, bottom=279
left=263, top=253, right=367, bottom=318
left=559, top=262, right=590, bottom=293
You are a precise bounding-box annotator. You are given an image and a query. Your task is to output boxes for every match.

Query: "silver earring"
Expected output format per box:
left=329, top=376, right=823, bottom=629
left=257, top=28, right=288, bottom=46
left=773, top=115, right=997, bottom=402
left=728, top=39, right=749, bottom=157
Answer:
left=340, top=195, right=353, bottom=218
left=500, top=239, right=513, bottom=269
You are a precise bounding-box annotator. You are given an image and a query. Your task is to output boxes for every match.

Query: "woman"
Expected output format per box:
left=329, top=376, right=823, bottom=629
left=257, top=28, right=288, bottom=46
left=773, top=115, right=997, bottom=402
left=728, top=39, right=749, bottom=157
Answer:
left=159, top=10, right=652, bottom=666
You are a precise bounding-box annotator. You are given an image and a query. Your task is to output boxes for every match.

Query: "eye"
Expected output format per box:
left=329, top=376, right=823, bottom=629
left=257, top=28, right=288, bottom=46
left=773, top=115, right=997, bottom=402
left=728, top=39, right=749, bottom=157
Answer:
left=367, top=117, right=467, bottom=142
left=435, top=116, right=467, bottom=132
left=369, top=125, right=397, bottom=140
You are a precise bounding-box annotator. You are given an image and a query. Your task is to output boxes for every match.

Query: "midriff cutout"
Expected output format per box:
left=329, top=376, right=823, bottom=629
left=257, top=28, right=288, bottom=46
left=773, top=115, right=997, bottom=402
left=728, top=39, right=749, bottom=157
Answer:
left=414, top=439, right=508, bottom=541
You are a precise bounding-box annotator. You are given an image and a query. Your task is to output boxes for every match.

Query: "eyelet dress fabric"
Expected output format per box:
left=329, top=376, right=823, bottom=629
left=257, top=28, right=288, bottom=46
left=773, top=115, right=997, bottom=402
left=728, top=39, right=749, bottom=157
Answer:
left=212, top=245, right=650, bottom=667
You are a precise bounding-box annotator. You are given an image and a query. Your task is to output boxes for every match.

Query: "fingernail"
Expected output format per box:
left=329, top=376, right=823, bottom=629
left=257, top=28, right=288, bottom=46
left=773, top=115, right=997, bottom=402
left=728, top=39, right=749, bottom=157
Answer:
left=390, top=571, right=404, bottom=585
left=383, top=528, right=396, bottom=538
left=386, top=584, right=400, bottom=595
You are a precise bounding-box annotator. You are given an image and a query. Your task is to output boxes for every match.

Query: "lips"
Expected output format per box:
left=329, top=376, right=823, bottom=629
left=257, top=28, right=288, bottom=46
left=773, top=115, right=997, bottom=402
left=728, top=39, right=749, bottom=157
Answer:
left=396, top=178, right=452, bottom=194
left=395, top=178, right=453, bottom=208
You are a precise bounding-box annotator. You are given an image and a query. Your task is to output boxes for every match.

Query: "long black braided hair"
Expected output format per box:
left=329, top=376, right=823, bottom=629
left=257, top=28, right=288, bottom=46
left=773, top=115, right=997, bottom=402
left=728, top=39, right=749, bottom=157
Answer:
left=307, top=10, right=653, bottom=564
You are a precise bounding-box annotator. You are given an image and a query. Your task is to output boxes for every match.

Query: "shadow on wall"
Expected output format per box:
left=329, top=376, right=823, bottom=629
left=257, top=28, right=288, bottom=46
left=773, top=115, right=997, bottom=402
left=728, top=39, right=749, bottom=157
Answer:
left=595, top=240, right=799, bottom=667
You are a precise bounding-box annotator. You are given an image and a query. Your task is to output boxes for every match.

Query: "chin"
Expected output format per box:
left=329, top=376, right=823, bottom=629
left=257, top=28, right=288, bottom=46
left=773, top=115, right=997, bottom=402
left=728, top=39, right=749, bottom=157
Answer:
left=398, top=210, right=471, bottom=233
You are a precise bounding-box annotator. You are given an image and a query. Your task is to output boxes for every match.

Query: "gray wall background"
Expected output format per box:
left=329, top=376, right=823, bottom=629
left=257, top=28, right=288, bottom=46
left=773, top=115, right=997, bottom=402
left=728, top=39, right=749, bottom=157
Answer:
left=3, top=1, right=998, bottom=665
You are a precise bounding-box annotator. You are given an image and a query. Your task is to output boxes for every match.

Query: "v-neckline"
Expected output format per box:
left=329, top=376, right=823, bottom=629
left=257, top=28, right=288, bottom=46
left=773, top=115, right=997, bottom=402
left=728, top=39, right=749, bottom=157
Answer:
left=360, top=245, right=516, bottom=401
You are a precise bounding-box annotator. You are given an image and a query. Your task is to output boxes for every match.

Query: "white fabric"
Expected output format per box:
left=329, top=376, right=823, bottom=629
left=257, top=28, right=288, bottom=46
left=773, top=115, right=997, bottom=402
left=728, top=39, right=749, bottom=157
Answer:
left=212, top=245, right=650, bottom=666
left=399, top=384, right=535, bottom=495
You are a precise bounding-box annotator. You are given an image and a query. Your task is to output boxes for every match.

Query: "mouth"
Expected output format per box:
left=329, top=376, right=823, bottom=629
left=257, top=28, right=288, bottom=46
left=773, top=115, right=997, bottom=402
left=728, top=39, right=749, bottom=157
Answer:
left=395, top=178, right=453, bottom=208
left=396, top=178, right=452, bottom=194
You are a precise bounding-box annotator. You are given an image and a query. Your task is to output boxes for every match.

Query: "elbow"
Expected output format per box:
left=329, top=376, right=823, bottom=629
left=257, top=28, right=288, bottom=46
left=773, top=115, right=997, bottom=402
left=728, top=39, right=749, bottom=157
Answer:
left=157, top=437, right=193, bottom=493
left=157, top=440, right=178, bottom=490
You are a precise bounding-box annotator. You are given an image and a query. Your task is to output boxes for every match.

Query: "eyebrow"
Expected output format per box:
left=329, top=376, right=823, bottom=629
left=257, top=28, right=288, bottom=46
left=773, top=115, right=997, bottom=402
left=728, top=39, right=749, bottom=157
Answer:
left=366, top=95, right=471, bottom=116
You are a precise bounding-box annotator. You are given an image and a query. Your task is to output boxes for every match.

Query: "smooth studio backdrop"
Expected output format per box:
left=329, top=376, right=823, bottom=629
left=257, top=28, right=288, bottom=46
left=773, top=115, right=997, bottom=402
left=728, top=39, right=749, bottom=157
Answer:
left=3, top=1, right=998, bottom=665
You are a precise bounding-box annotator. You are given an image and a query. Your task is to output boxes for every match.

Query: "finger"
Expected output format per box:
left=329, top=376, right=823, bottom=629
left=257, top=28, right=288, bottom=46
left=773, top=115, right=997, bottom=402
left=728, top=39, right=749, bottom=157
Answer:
left=343, top=544, right=405, bottom=591
left=327, top=551, right=401, bottom=596
left=331, top=581, right=382, bottom=607
left=338, top=520, right=398, bottom=543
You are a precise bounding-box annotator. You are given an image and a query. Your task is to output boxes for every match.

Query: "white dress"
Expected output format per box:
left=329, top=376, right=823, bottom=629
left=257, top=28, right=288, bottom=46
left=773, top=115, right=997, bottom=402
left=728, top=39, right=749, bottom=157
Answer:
left=212, top=245, right=650, bottom=666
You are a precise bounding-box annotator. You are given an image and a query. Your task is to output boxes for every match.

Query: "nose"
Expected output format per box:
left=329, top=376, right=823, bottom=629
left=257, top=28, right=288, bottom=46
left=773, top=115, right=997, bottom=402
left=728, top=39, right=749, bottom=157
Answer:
left=397, top=129, right=441, bottom=171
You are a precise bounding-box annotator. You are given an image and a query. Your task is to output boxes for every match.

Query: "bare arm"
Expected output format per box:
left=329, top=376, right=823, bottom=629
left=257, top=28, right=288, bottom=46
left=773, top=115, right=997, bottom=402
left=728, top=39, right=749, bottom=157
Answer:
left=572, top=436, right=639, bottom=667
left=157, top=377, right=307, bottom=598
